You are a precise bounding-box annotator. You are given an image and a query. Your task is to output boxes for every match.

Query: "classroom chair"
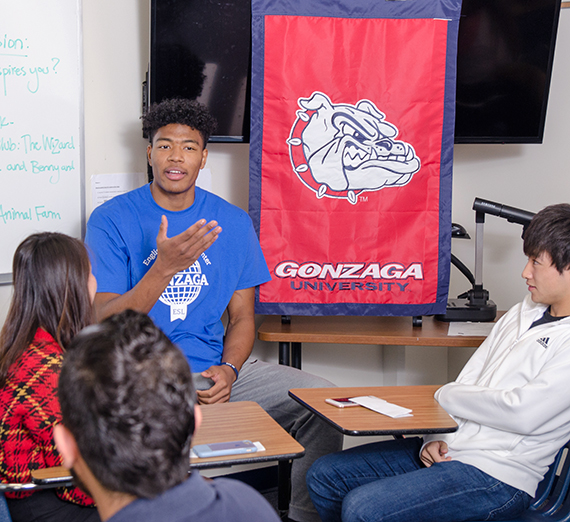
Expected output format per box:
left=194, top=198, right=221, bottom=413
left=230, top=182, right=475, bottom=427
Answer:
left=473, top=440, right=570, bottom=522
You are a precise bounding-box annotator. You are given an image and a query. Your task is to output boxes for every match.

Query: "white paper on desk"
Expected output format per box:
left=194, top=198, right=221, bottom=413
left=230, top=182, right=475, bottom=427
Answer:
left=349, top=396, right=413, bottom=418
left=447, top=322, right=495, bottom=337
left=190, top=441, right=266, bottom=459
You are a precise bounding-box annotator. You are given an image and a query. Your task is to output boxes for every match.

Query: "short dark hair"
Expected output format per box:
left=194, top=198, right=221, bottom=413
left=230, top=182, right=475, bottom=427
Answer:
left=523, top=203, right=570, bottom=273
left=0, top=232, right=92, bottom=385
left=58, top=310, right=196, bottom=498
left=142, top=98, right=217, bottom=146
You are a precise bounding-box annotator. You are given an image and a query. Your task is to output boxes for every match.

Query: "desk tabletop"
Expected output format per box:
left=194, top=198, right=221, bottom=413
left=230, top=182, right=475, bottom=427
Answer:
left=31, top=466, right=73, bottom=485
left=289, top=385, right=457, bottom=436
left=191, top=401, right=304, bottom=468
left=258, top=314, right=500, bottom=347
left=31, top=401, right=304, bottom=485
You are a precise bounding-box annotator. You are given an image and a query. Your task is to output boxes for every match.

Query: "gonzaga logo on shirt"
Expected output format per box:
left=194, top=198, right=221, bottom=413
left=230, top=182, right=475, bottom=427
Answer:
left=159, top=261, right=209, bottom=321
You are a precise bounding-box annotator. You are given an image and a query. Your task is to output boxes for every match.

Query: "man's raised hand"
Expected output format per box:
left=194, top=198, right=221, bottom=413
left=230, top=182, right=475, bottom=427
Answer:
left=155, top=215, right=221, bottom=277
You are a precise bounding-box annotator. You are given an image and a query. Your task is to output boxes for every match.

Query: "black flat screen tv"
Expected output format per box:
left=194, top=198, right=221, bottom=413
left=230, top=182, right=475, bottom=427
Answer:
left=454, top=0, right=561, bottom=143
left=149, top=0, right=251, bottom=142
left=148, top=0, right=561, bottom=144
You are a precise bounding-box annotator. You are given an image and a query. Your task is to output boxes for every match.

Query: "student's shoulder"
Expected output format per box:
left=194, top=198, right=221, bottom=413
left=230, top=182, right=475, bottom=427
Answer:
left=108, top=475, right=279, bottom=522
left=199, top=188, right=247, bottom=215
left=26, top=329, right=63, bottom=364
left=198, top=188, right=253, bottom=227
left=8, top=330, right=62, bottom=383
left=211, top=478, right=280, bottom=521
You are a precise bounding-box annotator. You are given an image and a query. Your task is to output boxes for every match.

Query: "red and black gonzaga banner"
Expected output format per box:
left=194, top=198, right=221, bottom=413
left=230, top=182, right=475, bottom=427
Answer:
left=249, top=0, right=462, bottom=316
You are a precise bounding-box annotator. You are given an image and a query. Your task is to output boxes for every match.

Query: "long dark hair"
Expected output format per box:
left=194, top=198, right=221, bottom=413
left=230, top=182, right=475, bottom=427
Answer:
left=0, top=232, right=93, bottom=385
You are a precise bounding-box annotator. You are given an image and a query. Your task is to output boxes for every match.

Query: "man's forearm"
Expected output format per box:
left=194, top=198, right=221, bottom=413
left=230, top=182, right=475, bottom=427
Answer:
left=221, top=316, right=255, bottom=370
left=219, top=287, right=256, bottom=370
left=94, top=262, right=175, bottom=321
left=196, top=312, right=254, bottom=404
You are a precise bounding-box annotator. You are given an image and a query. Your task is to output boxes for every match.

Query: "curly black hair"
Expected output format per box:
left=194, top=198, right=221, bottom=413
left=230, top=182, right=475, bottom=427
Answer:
left=142, top=98, right=217, bottom=146
left=59, top=310, right=196, bottom=498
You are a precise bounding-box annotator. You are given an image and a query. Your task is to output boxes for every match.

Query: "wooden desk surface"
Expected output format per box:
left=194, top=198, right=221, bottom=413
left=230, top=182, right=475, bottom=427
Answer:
left=191, top=401, right=304, bottom=468
left=31, top=466, right=73, bottom=484
left=258, top=314, right=500, bottom=347
left=289, top=385, right=457, bottom=436
left=32, top=401, right=304, bottom=484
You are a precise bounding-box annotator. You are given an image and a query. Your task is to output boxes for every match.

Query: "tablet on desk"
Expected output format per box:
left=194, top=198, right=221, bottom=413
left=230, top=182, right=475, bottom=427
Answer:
left=193, top=440, right=258, bottom=458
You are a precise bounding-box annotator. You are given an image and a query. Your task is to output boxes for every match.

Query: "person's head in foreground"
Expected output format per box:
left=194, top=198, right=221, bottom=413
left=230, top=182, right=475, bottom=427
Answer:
left=522, top=203, right=570, bottom=317
left=55, top=309, right=199, bottom=520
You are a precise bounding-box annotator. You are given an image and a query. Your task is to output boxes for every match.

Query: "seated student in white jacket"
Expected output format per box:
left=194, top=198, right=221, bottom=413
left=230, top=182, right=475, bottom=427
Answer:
left=307, top=203, right=570, bottom=522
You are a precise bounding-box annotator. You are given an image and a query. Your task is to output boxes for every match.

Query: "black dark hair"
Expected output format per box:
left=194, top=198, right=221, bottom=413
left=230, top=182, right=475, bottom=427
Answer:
left=523, top=203, right=570, bottom=273
left=0, top=232, right=93, bottom=386
left=58, top=310, right=196, bottom=498
left=142, top=98, right=217, bottom=146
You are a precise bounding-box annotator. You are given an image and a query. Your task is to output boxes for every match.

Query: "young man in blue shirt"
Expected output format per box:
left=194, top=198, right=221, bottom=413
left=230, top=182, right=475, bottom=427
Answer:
left=85, top=98, right=342, bottom=522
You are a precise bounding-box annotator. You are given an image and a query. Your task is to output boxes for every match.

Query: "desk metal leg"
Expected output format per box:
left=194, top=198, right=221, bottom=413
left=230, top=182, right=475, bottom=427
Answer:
left=291, top=343, right=302, bottom=370
left=279, top=342, right=291, bottom=366
left=278, top=460, right=292, bottom=512
left=279, top=342, right=302, bottom=369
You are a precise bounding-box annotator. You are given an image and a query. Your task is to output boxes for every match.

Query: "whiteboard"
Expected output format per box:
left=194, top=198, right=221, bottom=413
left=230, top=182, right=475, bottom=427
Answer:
left=0, top=0, right=84, bottom=283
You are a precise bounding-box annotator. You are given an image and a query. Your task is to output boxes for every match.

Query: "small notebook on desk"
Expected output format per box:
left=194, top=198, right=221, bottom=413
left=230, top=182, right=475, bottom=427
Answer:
left=349, top=396, right=413, bottom=418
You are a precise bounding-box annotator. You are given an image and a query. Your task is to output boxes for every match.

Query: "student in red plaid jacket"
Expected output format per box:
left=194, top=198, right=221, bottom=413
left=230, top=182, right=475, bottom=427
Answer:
left=0, top=232, right=99, bottom=522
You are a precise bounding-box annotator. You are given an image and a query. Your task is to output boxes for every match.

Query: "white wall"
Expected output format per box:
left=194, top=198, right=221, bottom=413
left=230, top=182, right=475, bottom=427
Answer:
left=1, top=1, right=569, bottom=388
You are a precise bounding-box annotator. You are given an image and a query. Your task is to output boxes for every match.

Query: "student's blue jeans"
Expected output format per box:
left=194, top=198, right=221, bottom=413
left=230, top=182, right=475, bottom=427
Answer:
left=307, top=437, right=531, bottom=522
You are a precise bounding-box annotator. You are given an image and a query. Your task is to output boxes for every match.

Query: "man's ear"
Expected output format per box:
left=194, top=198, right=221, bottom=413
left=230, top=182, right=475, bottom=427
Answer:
left=194, top=404, right=202, bottom=434
left=54, top=424, right=80, bottom=469
left=200, top=147, right=208, bottom=170
left=147, top=143, right=153, bottom=166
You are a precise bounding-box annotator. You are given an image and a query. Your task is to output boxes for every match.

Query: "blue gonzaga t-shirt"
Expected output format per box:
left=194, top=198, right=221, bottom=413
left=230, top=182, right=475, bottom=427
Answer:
left=85, top=185, right=271, bottom=372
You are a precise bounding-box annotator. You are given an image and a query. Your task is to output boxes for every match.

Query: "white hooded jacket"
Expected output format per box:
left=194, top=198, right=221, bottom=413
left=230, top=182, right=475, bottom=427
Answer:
left=423, top=295, right=570, bottom=496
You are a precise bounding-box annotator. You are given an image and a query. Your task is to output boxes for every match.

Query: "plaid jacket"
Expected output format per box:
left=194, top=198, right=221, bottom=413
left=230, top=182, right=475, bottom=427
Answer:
left=0, top=328, right=94, bottom=505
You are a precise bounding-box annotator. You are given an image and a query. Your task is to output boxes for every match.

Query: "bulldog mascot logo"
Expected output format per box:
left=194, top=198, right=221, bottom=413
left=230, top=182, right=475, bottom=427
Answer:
left=287, top=92, right=421, bottom=204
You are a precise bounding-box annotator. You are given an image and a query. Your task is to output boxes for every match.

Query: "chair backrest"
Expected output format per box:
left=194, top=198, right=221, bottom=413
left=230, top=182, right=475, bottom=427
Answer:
left=471, top=441, right=570, bottom=522
left=0, top=493, right=13, bottom=522
left=531, top=442, right=568, bottom=510
left=515, top=440, right=570, bottom=522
